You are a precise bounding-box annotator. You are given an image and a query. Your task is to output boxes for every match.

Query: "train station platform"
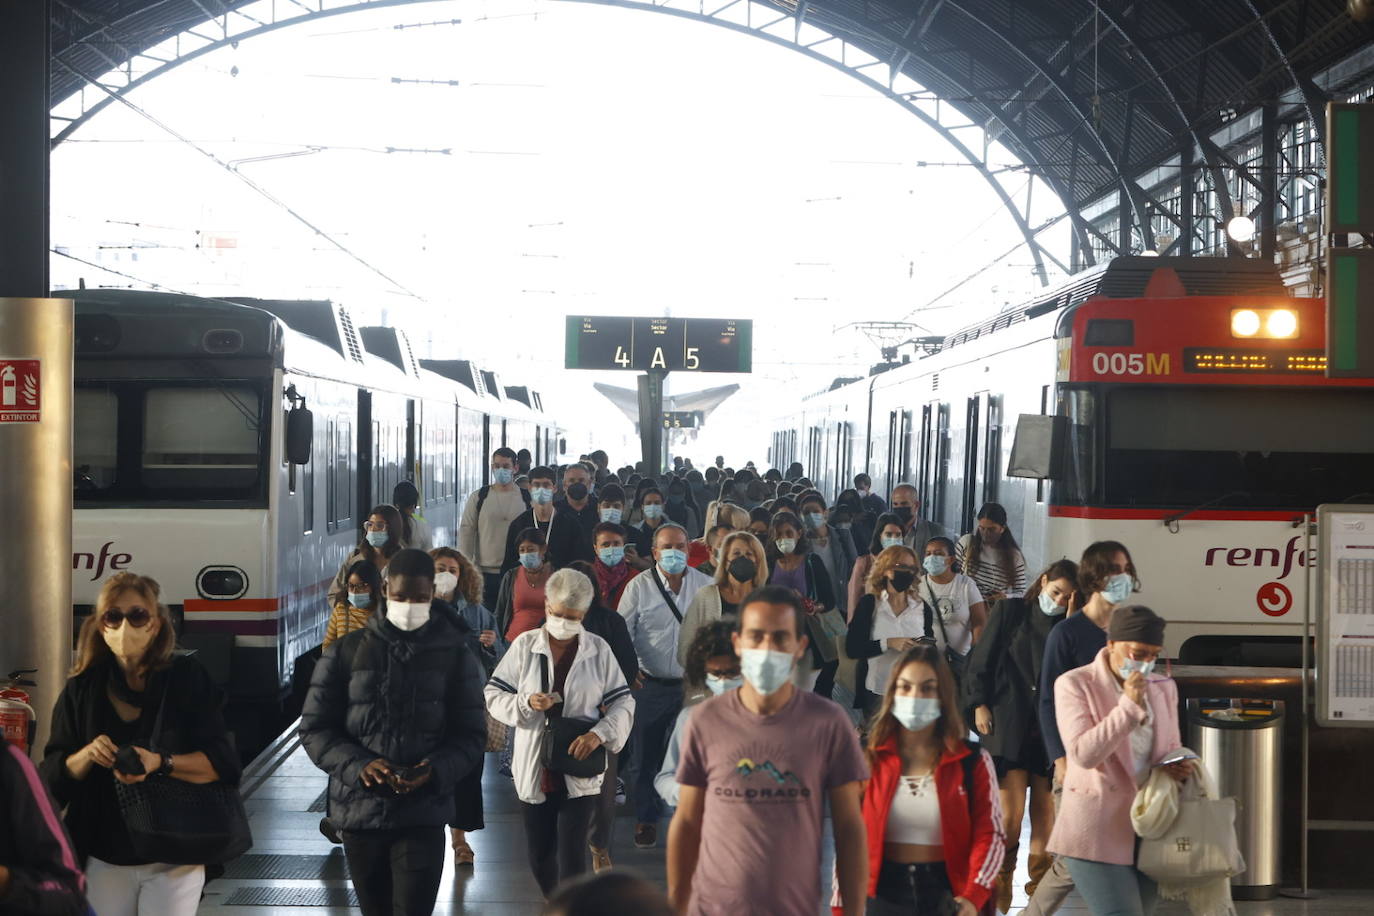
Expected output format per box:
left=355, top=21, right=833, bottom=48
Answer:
left=198, top=721, right=1374, bottom=916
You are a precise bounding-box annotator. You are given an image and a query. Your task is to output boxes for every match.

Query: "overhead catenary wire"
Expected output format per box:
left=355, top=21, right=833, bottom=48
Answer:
left=54, top=59, right=424, bottom=301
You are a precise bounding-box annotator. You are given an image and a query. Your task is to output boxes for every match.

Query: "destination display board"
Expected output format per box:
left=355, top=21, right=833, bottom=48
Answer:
left=565, top=316, right=752, bottom=373
left=1317, top=504, right=1374, bottom=727
left=661, top=410, right=702, bottom=429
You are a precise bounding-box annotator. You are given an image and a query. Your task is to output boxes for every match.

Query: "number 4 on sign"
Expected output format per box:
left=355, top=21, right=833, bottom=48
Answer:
left=614, top=346, right=630, bottom=368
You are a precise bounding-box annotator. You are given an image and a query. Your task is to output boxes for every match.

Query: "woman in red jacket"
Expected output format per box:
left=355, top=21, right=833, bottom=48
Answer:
left=838, top=643, right=1005, bottom=915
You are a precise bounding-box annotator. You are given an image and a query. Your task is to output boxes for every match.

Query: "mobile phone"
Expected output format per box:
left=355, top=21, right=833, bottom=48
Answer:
left=546, top=691, right=563, bottom=704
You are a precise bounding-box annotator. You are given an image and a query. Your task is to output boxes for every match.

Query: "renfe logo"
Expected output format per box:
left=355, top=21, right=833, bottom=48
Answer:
left=73, top=542, right=133, bottom=582
left=1204, top=535, right=1311, bottom=581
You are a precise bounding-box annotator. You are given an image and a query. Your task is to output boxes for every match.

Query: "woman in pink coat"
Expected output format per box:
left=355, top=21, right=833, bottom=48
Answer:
left=1046, top=605, right=1192, bottom=916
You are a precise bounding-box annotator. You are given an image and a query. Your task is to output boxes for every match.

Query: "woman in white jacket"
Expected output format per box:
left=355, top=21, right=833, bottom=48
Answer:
left=485, top=569, right=635, bottom=897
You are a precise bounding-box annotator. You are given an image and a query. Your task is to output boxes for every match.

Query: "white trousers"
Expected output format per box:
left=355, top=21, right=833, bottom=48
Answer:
left=85, top=856, right=205, bottom=916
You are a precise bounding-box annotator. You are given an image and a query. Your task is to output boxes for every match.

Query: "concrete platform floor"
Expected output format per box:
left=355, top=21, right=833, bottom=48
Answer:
left=198, top=738, right=1372, bottom=915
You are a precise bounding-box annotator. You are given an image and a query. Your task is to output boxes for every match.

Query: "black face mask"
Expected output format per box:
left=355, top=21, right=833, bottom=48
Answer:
left=890, top=570, right=917, bottom=592
left=728, top=556, right=757, bottom=583
left=893, top=505, right=913, bottom=524
left=566, top=483, right=589, bottom=501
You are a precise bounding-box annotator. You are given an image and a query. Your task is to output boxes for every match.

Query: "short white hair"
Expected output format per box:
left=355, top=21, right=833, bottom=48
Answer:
left=545, top=568, right=594, bottom=613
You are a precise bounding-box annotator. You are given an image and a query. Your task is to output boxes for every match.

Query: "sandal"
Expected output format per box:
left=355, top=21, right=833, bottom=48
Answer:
left=453, top=842, right=475, bottom=867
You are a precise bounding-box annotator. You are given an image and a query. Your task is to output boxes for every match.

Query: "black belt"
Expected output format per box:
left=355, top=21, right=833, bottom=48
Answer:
left=642, top=675, right=682, bottom=686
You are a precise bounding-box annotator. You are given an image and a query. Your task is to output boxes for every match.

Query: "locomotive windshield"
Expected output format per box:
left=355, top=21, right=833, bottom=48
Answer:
left=74, top=381, right=267, bottom=505
left=1098, top=386, right=1374, bottom=510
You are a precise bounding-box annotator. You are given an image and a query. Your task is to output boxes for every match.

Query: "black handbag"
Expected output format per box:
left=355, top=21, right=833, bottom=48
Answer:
left=113, top=668, right=253, bottom=865
left=538, top=655, right=607, bottom=779
left=924, top=580, right=967, bottom=686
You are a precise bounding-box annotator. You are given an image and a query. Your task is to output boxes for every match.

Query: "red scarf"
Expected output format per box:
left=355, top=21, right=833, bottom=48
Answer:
left=594, top=560, right=633, bottom=611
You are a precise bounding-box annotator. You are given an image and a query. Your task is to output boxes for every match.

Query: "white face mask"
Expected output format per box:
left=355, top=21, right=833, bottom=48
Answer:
left=433, top=571, right=459, bottom=598
left=545, top=614, right=583, bottom=641
left=386, top=600, right=431, bottom=632
left=740, top=647, right=795, bottom=696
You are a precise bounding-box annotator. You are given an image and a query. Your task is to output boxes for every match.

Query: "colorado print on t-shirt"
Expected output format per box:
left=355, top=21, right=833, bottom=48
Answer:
left=676, top=689, right=868, bottom=916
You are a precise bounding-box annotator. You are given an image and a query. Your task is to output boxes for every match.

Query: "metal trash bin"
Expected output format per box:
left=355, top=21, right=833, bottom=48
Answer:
left=1185, top=698, right=1284, bottom=900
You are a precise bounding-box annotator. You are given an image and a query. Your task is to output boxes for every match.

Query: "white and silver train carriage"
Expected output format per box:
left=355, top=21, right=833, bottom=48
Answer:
left=68, top=289, right=562, bottom=726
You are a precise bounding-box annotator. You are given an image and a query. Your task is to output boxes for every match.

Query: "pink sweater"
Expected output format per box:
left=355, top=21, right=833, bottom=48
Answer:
left=1046, top=647, right=1181, bottom=866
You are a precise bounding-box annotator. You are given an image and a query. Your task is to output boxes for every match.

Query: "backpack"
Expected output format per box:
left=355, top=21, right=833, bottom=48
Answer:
left=474, top=482, right=531, bottom=518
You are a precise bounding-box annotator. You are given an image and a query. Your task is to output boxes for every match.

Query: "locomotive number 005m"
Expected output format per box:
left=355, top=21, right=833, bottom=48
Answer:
left=1091, top=352, right=1170, bottom=376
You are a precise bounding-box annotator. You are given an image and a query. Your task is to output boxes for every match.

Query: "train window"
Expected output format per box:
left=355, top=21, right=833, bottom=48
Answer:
left=1104, top=387, right=1374, bottom=509
left=1084, top=319, right=1134, bottom=347
left=333, top=418, right=353, bottom=528
left=326, top=417, right=336, bottom=533
left=302, top=431, right=315, bottom=535
left=74, top=388, right=118, bottom=491
left=982, top=395, right=1002, bottom=505
left=142, top=387, right=261, bottom=490
left=1036, top=386, right=1051, bottom=503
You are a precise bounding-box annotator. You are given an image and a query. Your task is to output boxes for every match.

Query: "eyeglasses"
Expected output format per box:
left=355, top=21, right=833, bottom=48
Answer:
left=101, top=607, right=152, bottom=629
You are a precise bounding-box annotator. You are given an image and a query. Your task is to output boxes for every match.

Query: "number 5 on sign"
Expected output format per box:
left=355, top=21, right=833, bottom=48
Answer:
left=614, top=346, right=631, bottom=368
left=685, top=347, right=699, bottom=370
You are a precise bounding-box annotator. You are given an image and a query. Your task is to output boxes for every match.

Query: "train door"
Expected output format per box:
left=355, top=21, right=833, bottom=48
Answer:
left=481, top=414, right=492, bottom=486
left=932, top=402, right=950, bottom=527
left=834, top=421, right=851, bottom=501
left=356, top=391, right=373, bottom=534
left=534, top=426, right=543, bottom=467
left=501, top=418, right=509, bottom=448
left=406, top=400, right=417, bottom=484
left=981, top=394, right=1002, bottom=506
left=885, top=410, right=899, bottom=496
left=899, top=410, right=914, bottom=484
left=960, top=394, right=983, bottom=536
left=918, top=403, right=935, bottom=510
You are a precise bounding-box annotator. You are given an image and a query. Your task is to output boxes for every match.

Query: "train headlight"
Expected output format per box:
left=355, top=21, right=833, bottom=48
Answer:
left=1231, top=310, right=1262, bottom=337
left=197, top=566, right=249, bottom=599
left=1266, top=309, right=1298, bottom=338
left=1231, top=308, right=1298, bottom=339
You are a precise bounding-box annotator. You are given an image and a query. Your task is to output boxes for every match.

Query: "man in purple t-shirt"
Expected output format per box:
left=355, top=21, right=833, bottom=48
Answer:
left=667, top=586, right=869, bottom=916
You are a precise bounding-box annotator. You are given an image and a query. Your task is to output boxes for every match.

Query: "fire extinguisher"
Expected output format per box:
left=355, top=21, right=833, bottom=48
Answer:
left=0, top=669, right=38, bottom=754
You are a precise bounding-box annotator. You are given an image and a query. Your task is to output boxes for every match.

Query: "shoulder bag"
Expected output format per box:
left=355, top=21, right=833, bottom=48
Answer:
left=1136, top=762, right=1245, bottom=887
left=113, top=667, right=253, bottom=865
left=538, top=654, right=607, bottom=779
left=801, top=555, right=847, bottom=664
left=649, top=567, right=685, bottom=623
left=924, top=579, right=967, bottom=685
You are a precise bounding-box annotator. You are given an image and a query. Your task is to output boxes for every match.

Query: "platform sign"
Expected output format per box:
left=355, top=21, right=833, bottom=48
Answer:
left=1325, top=104, right=1374, bottom=379
left=661, top=410, right=701, bottom=429
left=565, top=316, right=752, bottom=373
left=1327, top=103, right=1374, bottom=234
left=0, top=358, right=41, bottom=423
left=1316, top=504, right=1374, bottom=727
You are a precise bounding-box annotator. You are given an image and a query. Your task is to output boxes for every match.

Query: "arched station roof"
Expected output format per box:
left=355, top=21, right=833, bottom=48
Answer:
left=46, top=0, right=1374, bottom=279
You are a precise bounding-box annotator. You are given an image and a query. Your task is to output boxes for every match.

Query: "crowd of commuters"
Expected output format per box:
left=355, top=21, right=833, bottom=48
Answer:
left=1, top=449, right=1209, bottom=916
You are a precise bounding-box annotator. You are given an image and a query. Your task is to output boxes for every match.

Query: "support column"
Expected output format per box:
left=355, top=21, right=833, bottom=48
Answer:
left=1179, top=141, right=1195, bottom=257
left=0, top=0, right=51, bottom=296
left=1118, top=189, right=1134, bottom=254
left=637, top=371, right=666, bottom=475
left=1260, top=101, right=1279, bottom=261
left=0, top=298, right=73, bottom=759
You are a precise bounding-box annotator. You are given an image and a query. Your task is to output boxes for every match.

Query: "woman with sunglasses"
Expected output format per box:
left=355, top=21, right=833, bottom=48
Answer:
left=40, top=572, right=240, bottom=916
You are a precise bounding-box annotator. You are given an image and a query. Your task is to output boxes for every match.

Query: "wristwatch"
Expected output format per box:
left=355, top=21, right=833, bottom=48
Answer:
left=154, top=753, right=174, bottom=777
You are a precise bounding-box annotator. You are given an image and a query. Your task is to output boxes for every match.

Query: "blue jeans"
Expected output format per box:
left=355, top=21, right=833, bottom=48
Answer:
left=622, top=680, right=682, bottom=824
left=1063, top=856, right=1158, bottom=916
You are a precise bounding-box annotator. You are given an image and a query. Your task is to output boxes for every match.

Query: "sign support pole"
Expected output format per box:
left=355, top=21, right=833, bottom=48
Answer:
left=637, top=370, right=667, bottom=474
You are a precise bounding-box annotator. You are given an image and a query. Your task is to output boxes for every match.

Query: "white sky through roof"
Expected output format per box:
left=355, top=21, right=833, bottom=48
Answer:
left=50, top=0, right=1067, bottom=464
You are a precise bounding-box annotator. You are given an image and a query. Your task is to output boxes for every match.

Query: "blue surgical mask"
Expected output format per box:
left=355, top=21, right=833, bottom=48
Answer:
left=892, top=696, right=942, bottom=731
left=600, top=507, right=623, bottom=524
left=598, top=545, right=625, bottom=567
left=775, top=537, right=797, bottom=555
left=365, top=530, right=388, bottom=548
left=530, top=487, right=553, bottom=505
left=1118, top=657, right=1157, bottom=680
left=492, top=467, right=515, bottom=486
left=881, top=535, right=905, bottom=550
left=1039, top=591, right=1066, bottom=617
left=923, top=554, right=949, bottom=576
left=347, top=592, right=372, bottom=609
left=658, top=548, right=688, bottom=575
left=643, top=503, right=665, bottom=521
left=805, top=512, right=825, bottom=530
left=1103, top=573, right=1134, bottom=605
left=519, top=552, right=542, bottom=570
left=739, top=648, right=794, bottom=696
left=705, top=673, right=743, bottom=696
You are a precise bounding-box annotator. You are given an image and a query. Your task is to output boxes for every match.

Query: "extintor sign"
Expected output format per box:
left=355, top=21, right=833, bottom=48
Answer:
left=0, top=359, right=41, bottom=423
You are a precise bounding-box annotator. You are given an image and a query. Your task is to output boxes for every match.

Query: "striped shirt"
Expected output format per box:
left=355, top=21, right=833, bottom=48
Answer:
left=957, top=534, right=1027, bottom=601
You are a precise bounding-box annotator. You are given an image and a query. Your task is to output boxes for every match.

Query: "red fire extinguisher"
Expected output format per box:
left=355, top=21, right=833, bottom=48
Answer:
left=0, top=669, right=37, bottom=754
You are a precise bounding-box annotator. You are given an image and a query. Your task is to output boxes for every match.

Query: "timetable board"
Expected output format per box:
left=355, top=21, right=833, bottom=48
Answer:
left=1317, top=504, right=1374, bottom=727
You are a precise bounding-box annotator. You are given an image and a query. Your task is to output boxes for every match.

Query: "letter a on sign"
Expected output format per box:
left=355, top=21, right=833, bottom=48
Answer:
left=0, top=359, right=41, bottom=423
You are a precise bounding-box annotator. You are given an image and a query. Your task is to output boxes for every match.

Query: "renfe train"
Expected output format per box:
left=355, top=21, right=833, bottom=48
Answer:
left=67, top=289, right=561, bottom=724
left=771, top=257, right=1374, bottom=665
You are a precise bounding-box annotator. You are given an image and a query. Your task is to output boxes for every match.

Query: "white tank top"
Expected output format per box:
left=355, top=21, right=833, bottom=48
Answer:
left=885, top=773, right=942, bottom=845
